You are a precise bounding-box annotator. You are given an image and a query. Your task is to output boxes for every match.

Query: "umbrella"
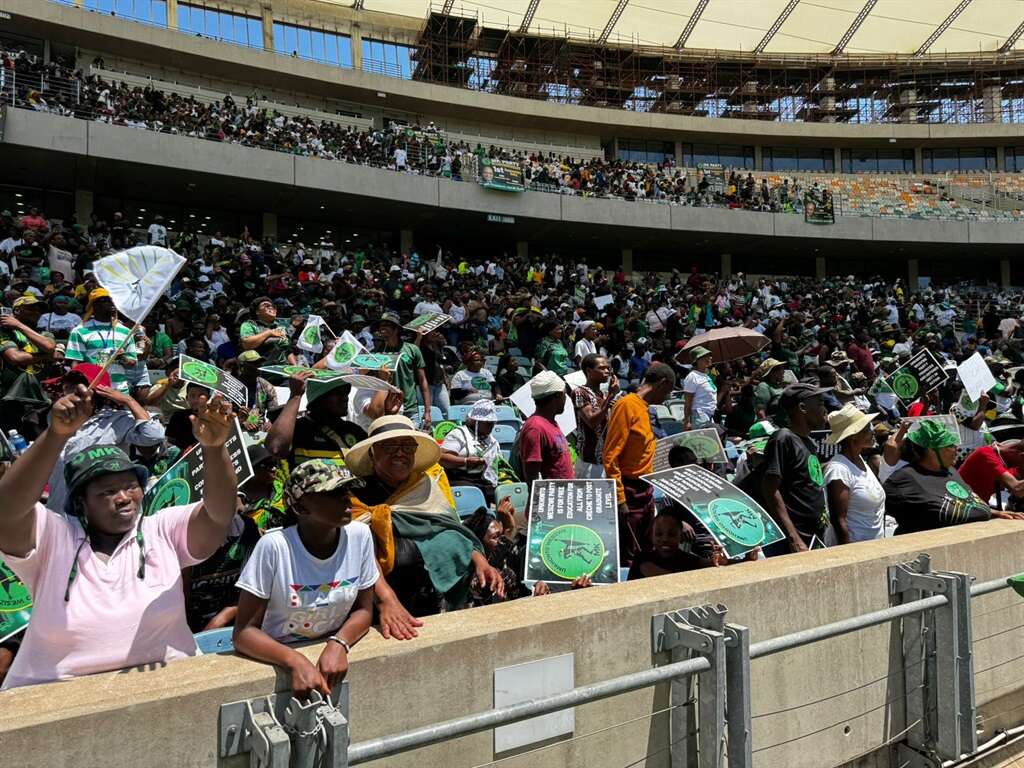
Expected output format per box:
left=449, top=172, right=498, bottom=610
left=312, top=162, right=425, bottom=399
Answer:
left=683, top=327, right=769, bottom=363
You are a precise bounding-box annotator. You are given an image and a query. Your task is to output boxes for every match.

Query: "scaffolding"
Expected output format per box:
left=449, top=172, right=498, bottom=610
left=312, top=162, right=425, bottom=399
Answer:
left=410, top=5, right=1024, bottom=125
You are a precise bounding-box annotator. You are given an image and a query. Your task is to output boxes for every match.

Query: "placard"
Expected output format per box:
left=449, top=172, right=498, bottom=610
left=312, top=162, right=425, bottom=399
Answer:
left=259, top=365, right=348, bottom=381
left=957, top=352, right=997, bottom=403
left=341, top=374, right=401, bottom=393
left=179, top=355, right=247, bottom=407
left=479, top=159, right=525, bottom=192
left=652, top=428, right=727, bottom=472
left=509, top=373, right=576, bottom=437
left=404, top=312, right=452, bottom=334
left=144, top=417, right=254, bottom=516
left=351, top=353, right=399, bottom=371
left=641, top=465, right=785, bottom=559
left=0, top=559, right=31, bottom=643
left=325, top=330, right=366, bottom=370
left=525, top=479, right=619, bottom=585
left=889, top=348, right=950, bottom=404
left=594, top=294, right=615, bottom=310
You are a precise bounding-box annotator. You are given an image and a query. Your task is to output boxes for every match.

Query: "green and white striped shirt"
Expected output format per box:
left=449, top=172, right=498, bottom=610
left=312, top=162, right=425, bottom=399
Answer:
left=65, top=320, right=139, bottom=393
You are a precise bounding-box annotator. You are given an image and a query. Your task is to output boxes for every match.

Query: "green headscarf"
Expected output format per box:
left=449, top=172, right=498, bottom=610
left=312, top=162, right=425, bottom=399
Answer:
left=907, top=421, right=959, bottom=470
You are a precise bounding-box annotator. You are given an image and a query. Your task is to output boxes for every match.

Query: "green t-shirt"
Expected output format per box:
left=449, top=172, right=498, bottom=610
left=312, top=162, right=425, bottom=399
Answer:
left=240, top=320, right=289, bottom=365
left=151, top=331, right=174, bottom=360
left=537, top=338, right=571, bottom=376
left=754, top=380, right=784, bottom=413
left=390, top=341, right=426, bottom=411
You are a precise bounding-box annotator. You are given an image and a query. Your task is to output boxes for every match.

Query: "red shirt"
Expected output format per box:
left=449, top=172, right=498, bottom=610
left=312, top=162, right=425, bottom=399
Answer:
left=906, top=400, right=937, bottom=418
left=518, top=414, right=575, bottom=480
left=959, top=445, right=1011, bottom=501
left=846, top=342, right=875, bottom=379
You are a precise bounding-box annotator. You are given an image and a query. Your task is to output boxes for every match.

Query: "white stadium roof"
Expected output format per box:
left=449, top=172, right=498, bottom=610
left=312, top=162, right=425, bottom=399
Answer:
left=357, top=0, right=1024, bottom=56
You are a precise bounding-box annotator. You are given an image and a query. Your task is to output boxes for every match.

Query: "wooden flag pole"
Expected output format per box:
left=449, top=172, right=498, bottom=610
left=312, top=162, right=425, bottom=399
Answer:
left=86, top=318, right=144, bottom=391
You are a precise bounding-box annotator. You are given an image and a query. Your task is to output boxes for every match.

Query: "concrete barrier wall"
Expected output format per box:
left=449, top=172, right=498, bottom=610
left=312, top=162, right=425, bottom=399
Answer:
left=4, top=108, right=1024, bottom=246
left=4, top=521, right=1024, bottom=768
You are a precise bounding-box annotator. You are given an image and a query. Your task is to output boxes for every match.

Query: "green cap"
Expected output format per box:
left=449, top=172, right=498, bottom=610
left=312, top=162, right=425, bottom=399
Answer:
left=907, top=421, right=960, bottom=450
left=689, top=345, right=713, bottom=360
left=63, top=444, right=148, bottom=515
left=306, top=377, right=349, bottom=406
left=284, top=459, right=364, bottom=508
left=237, top=350, right=262, bottom=363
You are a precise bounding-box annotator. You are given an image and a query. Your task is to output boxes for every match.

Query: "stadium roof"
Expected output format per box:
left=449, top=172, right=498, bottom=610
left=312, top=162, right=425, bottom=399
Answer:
left=357, top=0, right=1024, bottom=56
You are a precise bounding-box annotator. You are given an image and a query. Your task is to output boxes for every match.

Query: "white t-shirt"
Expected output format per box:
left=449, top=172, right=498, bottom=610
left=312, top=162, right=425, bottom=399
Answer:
left=451, top=367, right=494, bottom=394
left=236, top=523, right=378, bottom=643
left=349, top=387, right=376, bottom=432
left=147, top=223, right=167, bottom=246
left=38, top=312, right=82, bottom=334
left=414, top=301, right=443, bottom=317
left=823, top=454, right=885, bottom=543
left=682, top=370, right=717, bottom=422
left=574, top=338, right=597, bottom=360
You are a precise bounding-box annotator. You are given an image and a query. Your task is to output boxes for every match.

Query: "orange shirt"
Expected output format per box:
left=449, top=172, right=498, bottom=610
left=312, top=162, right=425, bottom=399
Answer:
left=603, top=393, right=656, bottom=503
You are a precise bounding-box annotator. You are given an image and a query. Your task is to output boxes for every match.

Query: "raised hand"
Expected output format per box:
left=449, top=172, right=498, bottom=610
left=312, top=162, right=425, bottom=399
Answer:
left=190, top=393, right=235, bottom=448
left=50, top=384, right=94, bottom=437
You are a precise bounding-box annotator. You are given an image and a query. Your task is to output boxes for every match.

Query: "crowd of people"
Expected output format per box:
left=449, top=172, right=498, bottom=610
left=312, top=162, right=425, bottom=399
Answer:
left=3, top=47, right=817, bottom=210
left=1, top=190, right=1024, bottom=694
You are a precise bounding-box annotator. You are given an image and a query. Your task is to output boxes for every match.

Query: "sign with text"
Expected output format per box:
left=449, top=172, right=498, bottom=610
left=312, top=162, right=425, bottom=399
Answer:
left=144, top=417, right=254, bottom=516
left=889, top=348, right=950, bottom=404
left=957, top=352, right=997, bottom=403
left=525, top=479, right=619, bottom=586
left=479, top=159, right=525, bottom=192
left=0, top=559, right=31, bottom=643
left=642, top=465, right=784, bottom=559
left=178, top=355, right=247, bottom=407
left=652, top=428, right=727, bottom=472
left=403, top=312, right=452, bottom=334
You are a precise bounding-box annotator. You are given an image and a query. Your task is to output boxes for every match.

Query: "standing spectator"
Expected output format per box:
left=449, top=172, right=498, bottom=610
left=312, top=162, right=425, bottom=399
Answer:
left=823, top=404, right=886, bottom=544
left=573, top=353, right=619, bottom=478
left=753, top=358, right=787, bottom=421
left=36, top=294, right=81, bottom=337
left=535, top=321, right=571, bottom=376
left=147, top=214, right=167, bottom=246
left=372, top=312, right=431, bottom=427
left=682, top=345, right=716, bottom=430
left=517, top=371, right=575, bottom=484
left=0, top=294, right=55, bottom=437
left=64, top=288, right=140, bottom=394
left=573, top=321, right=599, bottom=365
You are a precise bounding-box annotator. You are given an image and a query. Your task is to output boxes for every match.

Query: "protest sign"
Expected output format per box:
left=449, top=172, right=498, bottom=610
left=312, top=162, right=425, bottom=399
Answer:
left=525, top=479, right=619, bottom=585
left=179, top=355, right=247, bottom=407
left=563, top=370, right=587, bottom=389
left=652, top=428, right=726, bottom=472
left=510, top=373, right=576, bottom=437
left=810, top=429, right=841, bottom=462
left=0, top=559, right=31, bottom=643
left=867, top=376, right=894, bottom=397
left=957, top=352, right=997, bottom=403
left=296, top=314, right=329, bottom=354
left=145, top=417, right=254, bottom=516
left=324, top=331, right=366, bottom=371
left=341, top=374, right=401, bottom=393
left=351, top=353, right=399, bottom=371
left=479, top=159, right=525, bottom=192
left=889, top=349, right=949, bottom=404
left=259, top=365, right=347, bottom=381
left=594, top=294, right=615, bottom=310
left=642, top=465, right=784, bottom=559
left=403, top=313, right=452, bottom=334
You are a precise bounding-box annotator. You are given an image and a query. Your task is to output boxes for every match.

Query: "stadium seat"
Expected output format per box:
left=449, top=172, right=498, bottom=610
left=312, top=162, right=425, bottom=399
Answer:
left=653, top=404, right=673, bottom=422
left=194, top=627, right=234, bottom=654
left=495, top=482, right=529, bottom=519
left=495, top=405, right=519, bottom=422
left=448, top=404, right=474, bottom=423
left=507, top=348, right=522, bottom=357
left=619, top=567, right=629, bottom=583
left=415, top=406, right=445, bottom=425
left=661, top=419, right=684, bottom=435
left=492, top=424, right=518, bottom=450
left=669, top=404, right=686, bottom=421
left=452, top=486, right=487, bottom=519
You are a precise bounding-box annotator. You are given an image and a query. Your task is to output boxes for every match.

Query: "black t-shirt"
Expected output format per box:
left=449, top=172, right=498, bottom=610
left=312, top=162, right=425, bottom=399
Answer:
left=185, top=515, right=260, bottom=631
left=762, top=427, right=827, bottom=536
left=883, top=465, right=992, bottom=535
left=291, top=414, right=366, bottom=465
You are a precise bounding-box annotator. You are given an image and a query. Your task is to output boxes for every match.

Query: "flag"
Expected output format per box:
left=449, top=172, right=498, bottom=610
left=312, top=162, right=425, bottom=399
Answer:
left=92, top=246, right=187, bottom=324
left=325, top=330, right=366, bottom=370
left=297, top=315, right=327, bottom=354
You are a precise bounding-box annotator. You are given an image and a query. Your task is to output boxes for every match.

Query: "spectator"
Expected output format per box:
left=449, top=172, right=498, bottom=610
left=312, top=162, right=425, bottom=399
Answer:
left=517, top=371, right=575, bottom=484
left=372, top=312, right=431, bottom=426
left=240, top=296, right=293, bottom=366
left=682, top=345, right=716, bottom=430
left=958, top=440, right=1024, bottom=505
left=266, top=371, right=365, bottom=465
left=439, top=399, right=500, bottom=502
left=823, top=404, right=886, bottom=544
left=573, top=352, right=620, bottom=478
left=65, top=288, right=140, bottom=394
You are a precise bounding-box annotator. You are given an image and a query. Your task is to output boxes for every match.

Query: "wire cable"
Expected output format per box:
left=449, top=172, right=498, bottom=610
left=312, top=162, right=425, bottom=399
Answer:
left=975, top=650, right=1024, bottom=677
left=973, top=621, right=1024, bottom=644
left=824, top=718, right=924, bottom=768
left=619, top=727, right=701, bottom=768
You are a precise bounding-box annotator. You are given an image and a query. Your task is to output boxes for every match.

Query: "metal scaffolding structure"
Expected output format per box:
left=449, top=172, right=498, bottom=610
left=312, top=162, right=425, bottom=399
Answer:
left=410, top=4, right=1024, bottom=124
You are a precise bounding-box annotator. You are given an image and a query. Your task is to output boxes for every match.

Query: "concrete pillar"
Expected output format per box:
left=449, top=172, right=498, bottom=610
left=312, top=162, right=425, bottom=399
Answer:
left=1001, top=258, right=1011, bottom=289
left=908, top=258, right=919, bottom=289
left=740, top=80, right=758, bottom=114
left=674, top=140, right=683, bottom=168
left=74, top=189, right=93, bottom=227
left=400, top=228, right=413, bottom=256
left=913, top=146, right=923, bottom=174
left=261, top=3, right=274, bottom=51
left=351, top=26, right=363, bottom=70
left=815, top=255, right=826, bottom=279
left=516, top=241, right=529, bottom=260
left=833, top=147, right=843, bottom=173
left=166, top=0, right=177, bottom=29
left=898, top=88, right=918, bottom=124
left=262, top=212, right=277, bottom=241
left=622, top=248, right=634, bottom=278
left=997, top=146, right=1006, bottom=172
left=720, top=253, right=732, bottom=279
left=754, top=145, right=763, bottom=171
left=983, top=84, right=1003, bottom=123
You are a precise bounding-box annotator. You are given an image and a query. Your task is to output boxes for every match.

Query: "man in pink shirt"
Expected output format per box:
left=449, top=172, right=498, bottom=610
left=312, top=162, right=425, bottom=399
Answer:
left=0, top=384, right=237, bottom=689
left=518, top=371, right=575, bottom=485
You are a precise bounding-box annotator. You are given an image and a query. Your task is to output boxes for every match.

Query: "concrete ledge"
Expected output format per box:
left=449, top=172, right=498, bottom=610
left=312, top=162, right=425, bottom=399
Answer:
left=4, top=522, right=1024, bottom=767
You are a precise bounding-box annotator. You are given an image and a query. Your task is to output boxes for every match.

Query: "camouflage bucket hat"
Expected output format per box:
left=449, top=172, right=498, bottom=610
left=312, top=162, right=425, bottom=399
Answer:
left=284, top=459, right=365, bottom=508
left=63, top=444, right=149, bottom=515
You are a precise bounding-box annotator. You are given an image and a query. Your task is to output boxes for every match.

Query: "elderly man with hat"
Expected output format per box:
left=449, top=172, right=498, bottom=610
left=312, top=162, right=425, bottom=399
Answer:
left=0, top=293, right=56, bottom=436
left=65, top=288, right=140, bottom=395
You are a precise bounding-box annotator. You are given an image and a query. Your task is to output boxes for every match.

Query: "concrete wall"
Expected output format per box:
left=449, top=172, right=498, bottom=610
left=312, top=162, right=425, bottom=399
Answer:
left=5, top=109, right=1024, bottom=248
left=4, top=521, right=1024, bottom=768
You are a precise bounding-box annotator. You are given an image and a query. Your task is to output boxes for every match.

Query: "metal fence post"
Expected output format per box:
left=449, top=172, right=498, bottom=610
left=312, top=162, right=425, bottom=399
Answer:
left=889, top=553, right=977, bottom=766
left=724, top=624, right=752, bottom=768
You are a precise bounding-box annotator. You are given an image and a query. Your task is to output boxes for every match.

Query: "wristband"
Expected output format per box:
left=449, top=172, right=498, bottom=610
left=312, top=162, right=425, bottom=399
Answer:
left=327, top=635, right=351, bottom=653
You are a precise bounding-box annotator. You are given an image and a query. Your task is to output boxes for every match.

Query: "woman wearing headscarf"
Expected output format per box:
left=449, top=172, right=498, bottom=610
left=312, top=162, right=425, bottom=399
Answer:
left=0, top=386, right=237, bottom=689
left=883, top=420, right=1024, bottom=535
left=347, top=415, right=505, bottom=617
left=439, top=399, right=501, bottom=503
left=823, top=404, right=886, bottom=544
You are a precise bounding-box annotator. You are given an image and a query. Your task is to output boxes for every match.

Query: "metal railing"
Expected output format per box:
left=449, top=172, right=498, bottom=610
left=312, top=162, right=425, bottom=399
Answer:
left=218, top=553, right=1024, bottom=768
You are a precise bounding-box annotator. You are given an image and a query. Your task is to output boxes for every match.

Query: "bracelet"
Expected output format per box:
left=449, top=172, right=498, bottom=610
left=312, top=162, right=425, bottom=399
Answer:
left=327, top=636, right=351, bottom=653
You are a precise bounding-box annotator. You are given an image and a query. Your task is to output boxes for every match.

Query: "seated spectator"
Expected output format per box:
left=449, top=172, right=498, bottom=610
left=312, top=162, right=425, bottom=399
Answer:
left=449, top=350, right=494, bottom=404
left=629, top=509, right=726, bottom=580
left=266, top=371, right=365, bottom=465
left=464, top=500, right=551, bottom=604
left=823, top=404, right=886, bottom=544
left=36, top=294, right=81, bottom=338
left=0, top=387, right=237, bottom=689
left=233, top=461, right=376, bottom=700
left=240, top=296, right=293, bottom=365
left=440, top=399, right=500, bottom=502
left=233, top=349, right=277, bottom=433
left=0, top=293, right=55, bottom=437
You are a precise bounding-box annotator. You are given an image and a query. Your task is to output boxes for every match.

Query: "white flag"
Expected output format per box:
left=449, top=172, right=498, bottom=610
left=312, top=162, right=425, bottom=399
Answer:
left=92, top=246, right=187, bottom=324
left=325, top=330, right=367, bottom=371
left=297, top=315, right=327, bottom=354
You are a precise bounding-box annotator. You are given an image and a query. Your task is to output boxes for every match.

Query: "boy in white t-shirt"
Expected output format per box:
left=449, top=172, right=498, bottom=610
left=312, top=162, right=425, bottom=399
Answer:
left=234, top=461, right=379, bottom=700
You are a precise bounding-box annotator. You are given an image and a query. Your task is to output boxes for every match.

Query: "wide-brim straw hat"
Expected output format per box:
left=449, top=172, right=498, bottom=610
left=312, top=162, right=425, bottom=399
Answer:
left=344, top=415, right=440, bottom=477
left=825, top=404, right=879, bottom=445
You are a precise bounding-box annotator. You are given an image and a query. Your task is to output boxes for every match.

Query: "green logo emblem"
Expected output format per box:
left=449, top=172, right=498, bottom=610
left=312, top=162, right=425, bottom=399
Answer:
left=807, top=455, right=824, bottom=487
left=150, top=476, right=191, bottom=514
left=676, top=434, right=720, bottom=460
left=332, top=342, right=356, bottom=365
left=945, top=481, right=970, bottom=500
left=0, top=561, right=31, bottom=612
left=433, top=421, right=458, bottom=441
left=182, top=360, right=219, bottom=385
left=539, top=524, right=606, bottom=580
left=471, top=376, right=491, bottom=390
left=352, top=354, right=394, bottom=370
left=302, top=326, right=320, bottom=345
left=707, top=498, right=765, bottom=548
left=891, top=371, right=919, bottom=400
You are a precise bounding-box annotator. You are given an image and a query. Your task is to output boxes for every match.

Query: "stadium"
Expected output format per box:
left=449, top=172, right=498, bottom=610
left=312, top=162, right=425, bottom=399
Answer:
left=7, top=1, right=1024, bottom=767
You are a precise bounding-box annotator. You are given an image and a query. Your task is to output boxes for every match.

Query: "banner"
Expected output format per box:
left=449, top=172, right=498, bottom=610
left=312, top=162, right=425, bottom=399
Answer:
left=0, top=559, right=31, bottom=643
left=525, top=479, right=619, bottom=586
left=179, top=355, right=247, bottom=407
left=803, top=193, right=835, bottom=225
left=957, top=352, right=997, bottom=403
left=642, top=465, right=784, bottom=559
left=479, top=159, right=525, bottom=192
left=296, top=314, right=328, bottom=354
left=144, top=417, right=254, bottom=515
left=403, top=312, right=452, bottom=334
left=652, top=428, right=727, bottom=472
left=92, top=246, right=186, bottom=324
left=888, top=349, right=950, bottom=404
left=259, top=365, right=348, bottom=381
left=325, top=331, right=367, bottom=371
